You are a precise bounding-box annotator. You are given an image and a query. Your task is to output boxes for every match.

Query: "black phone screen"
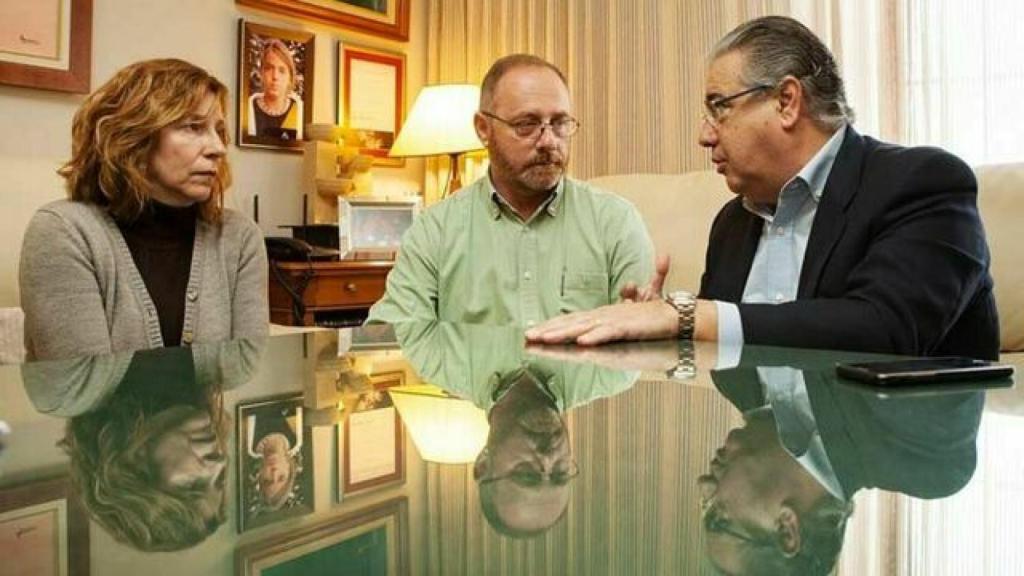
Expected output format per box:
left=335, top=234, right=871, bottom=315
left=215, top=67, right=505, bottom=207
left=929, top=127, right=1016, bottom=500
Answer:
left=836, top=356, right=1014, bottom=386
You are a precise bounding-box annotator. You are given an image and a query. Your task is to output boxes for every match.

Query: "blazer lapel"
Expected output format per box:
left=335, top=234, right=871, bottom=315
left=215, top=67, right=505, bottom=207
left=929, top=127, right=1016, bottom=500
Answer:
left=798, top=127, right=866, bottom=297
left=721, top=209, right=763, bottom=302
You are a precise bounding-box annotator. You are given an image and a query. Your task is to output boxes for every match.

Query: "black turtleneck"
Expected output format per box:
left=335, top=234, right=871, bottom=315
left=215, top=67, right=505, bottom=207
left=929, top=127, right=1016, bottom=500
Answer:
left=118, top=202, right=198, bottom=346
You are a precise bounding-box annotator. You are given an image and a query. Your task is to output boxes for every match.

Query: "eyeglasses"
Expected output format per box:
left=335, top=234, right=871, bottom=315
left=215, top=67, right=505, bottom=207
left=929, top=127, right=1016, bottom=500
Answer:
left=480, top=110, right=580, bottom=140
left=702, top=84, right=774, bottom=127
left=478, top=460, right=580, bottom=487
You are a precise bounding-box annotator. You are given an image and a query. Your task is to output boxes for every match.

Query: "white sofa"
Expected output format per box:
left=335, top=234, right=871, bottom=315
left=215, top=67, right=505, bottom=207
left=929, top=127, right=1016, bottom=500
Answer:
left=591, top=163, right=1024, bottom=364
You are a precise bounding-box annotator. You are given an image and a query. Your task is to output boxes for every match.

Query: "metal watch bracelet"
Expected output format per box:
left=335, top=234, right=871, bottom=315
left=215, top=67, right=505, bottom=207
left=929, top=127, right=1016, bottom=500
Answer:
left=664, top=290, right=696, bottom=340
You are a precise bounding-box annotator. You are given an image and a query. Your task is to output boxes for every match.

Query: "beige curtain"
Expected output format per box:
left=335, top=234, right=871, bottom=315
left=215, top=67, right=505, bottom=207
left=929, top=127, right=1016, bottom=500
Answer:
left=422, top=0, right=804, bottom=202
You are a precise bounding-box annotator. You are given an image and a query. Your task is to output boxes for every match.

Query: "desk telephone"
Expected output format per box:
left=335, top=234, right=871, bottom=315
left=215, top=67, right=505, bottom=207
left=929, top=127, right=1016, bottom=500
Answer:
left=265, top=237, right=339, bottom=261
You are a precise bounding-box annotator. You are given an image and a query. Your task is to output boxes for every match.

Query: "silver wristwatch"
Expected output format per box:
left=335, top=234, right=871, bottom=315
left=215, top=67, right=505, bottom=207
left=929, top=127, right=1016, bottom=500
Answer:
left=667, top=340, right=696, bottom=380
left=664, top=290, right=696, bottom=340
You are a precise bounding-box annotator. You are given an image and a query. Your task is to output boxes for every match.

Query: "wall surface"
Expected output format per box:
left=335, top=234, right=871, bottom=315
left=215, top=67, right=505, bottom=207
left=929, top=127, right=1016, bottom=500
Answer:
left=0, top=0, right=428, bottom=306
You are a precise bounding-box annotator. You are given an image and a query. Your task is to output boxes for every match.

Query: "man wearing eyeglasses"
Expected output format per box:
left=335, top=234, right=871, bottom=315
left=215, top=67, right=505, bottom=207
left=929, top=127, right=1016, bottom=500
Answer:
left=526, top=16, right=998, bottom=361
left=367, top=54, right=654, bottom=325
left=392, top=322, right=638, bottom=537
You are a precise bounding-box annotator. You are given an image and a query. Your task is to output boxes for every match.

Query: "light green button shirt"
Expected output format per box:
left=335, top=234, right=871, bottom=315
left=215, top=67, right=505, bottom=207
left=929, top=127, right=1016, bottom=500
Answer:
left=394, top=322, right=639, bottom=412
left=367, top=175, right=654, bottom=326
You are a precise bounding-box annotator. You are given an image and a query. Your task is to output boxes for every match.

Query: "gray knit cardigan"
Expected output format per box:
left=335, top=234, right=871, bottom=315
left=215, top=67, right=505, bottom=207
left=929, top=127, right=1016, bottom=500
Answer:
left=19, top=200, right=268, bottom=361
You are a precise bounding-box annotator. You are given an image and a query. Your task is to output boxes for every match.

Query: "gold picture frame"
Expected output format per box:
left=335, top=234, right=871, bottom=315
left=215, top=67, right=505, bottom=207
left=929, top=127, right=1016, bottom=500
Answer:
left=236, top=0, right=410, bottom=41
left=235, top=497, right=409, bottom=576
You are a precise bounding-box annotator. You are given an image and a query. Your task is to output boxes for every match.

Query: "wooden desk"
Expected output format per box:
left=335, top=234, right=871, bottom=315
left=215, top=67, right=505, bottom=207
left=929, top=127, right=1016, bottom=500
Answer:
left=268, top=260, right=393, bottom=326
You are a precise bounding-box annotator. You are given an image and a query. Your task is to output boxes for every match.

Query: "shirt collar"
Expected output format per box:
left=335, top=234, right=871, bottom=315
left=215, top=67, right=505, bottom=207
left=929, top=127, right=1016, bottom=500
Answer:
left=742, top=124, right=847, bottom=221
left=486, top=172, right=564, bottom=223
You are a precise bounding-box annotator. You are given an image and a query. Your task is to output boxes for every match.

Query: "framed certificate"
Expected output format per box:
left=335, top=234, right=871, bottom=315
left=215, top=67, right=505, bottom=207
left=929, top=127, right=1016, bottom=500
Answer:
left=0, top=0, right=91, bottom=93
left=339, top=371, right=406, bottom=499
left=339, top=44, right=406, bottom=166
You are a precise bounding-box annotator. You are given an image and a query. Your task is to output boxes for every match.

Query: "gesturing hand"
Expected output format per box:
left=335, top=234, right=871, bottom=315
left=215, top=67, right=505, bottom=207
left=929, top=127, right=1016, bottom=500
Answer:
left=619, top=255, right=670, bottom=303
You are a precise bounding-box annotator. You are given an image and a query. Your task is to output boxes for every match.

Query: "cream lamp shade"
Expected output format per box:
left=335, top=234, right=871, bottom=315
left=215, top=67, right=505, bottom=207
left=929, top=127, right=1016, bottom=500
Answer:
left=388, top=385, right=489, bottom=464
left=389, top=84, right=485, bottom=195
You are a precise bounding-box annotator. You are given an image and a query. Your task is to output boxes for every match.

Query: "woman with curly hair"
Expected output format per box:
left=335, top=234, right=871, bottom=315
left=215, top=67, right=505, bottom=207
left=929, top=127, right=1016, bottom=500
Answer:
left=19, top=58, right=268, bottom=361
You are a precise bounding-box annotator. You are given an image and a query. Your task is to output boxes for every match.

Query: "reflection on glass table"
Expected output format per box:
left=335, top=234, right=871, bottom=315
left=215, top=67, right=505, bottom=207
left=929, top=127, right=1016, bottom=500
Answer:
left=0, top=324, right=1020, bottom=575
left=395, top=321, right=640, bottom=538
left=19, top=339, right=264, bottom=551
left=697, top=348, right=983, bottom=575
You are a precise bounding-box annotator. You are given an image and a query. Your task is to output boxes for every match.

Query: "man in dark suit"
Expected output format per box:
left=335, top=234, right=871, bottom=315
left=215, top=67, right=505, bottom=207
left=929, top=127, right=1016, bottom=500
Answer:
left=526, top=16, right=999, bottom=359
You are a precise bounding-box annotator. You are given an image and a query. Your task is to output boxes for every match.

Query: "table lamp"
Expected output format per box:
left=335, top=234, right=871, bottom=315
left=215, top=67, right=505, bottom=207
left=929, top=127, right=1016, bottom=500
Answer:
left=389, top=84, right=485, bottom=197
left=388, top=385, right=489, bottom=464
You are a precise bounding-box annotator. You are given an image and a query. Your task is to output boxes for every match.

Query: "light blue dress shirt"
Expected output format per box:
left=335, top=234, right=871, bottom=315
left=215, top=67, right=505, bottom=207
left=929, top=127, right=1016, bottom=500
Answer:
left=716, top=126, right=848, bottom=346
left=757, top=366, right=846, bottom=500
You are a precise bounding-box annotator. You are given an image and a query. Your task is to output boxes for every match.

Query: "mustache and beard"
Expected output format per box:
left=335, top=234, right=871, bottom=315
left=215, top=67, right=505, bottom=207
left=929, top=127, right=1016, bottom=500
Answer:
left=490, top=142, right=568, bottom=194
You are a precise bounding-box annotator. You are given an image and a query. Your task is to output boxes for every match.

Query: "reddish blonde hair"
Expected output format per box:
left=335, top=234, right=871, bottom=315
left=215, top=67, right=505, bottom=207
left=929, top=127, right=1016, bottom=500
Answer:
left=60, top=58, right=232, bottom=223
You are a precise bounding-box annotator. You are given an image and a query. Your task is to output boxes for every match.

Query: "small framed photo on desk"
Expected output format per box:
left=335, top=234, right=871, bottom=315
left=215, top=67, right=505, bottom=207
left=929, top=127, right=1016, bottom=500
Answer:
left=339, top=196, right=420, bottom=259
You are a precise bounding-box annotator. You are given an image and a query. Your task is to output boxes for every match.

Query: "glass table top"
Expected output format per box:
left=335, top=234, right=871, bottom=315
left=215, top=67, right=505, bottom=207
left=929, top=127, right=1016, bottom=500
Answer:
left=0, top=322, right=1021, bottom=575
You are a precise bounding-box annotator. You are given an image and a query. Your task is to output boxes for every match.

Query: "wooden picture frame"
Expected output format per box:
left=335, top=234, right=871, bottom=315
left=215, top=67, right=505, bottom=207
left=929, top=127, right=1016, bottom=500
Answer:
left=237, top=20, right=315, bottom=151
left=339, top=371, right=406, bottom=499
left=0, top=476, right=89, bottom=576
left=236, top=0, right=410, bottom=42
left=339, top=43, right=406, bottom=167
left=0, top=0, right=92, bottom=93
left=235, top=497, right=408, bottom=576
left=237, top=393, right=314, bottom=532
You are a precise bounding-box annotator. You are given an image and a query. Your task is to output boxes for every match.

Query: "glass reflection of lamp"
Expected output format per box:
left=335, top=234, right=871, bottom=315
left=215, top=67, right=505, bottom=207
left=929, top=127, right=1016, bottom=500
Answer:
left=388, top=84, right=485, bottom=198
left=388, top=385, right=489, bottom=464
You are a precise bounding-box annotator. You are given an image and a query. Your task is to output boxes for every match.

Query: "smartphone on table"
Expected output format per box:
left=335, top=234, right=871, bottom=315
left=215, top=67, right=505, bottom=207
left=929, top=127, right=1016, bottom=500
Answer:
left=836, top=356, right=1014, bottom=387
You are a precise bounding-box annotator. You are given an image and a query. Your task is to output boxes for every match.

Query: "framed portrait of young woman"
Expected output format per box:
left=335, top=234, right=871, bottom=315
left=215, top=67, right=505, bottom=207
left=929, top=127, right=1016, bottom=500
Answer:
left=237, top=20, right=315, bottom=151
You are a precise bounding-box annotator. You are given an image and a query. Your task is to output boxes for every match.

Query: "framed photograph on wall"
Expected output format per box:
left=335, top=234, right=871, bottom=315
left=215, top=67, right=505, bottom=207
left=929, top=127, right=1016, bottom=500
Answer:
left=339, top=371, right=406, bottom=500
left=0, top=476, right=89, bottom=576
left=0, top=0, right=91, bottom=93
left=237, top=393, right=314, bottom=532
left=237, top=20, right=315, bottom=151
left=235, top=497, right=409, bottom=576
left=339, top=44, right=406, bottom=167
left=236, top=0, right=410, bottom=41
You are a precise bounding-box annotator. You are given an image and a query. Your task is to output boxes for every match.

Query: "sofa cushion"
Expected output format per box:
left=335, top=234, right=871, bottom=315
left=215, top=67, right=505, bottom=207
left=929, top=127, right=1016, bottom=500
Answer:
left=976, top=163, right=1024, bottom=352
left=590, top=172, right=734, bottom=293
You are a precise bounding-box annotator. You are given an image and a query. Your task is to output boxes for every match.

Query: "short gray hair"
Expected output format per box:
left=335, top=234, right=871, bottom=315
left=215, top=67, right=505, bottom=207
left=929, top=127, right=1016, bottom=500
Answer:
left=712, top=16, right=855, bottom=130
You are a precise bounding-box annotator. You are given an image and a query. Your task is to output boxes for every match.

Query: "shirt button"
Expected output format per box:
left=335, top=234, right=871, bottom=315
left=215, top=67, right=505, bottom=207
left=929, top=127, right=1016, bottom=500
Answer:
left=182, top=331, right=194, bottom=345
left=775, top=227, right=785, bottom=236
left=146, top=308, right=155, bottom=317
left=526, top=320, right=536, bottom=327
left=187, top=288, right=198, bottom=301
left=524, top=271, right=532, bottom=281
left=775, top=293, right=785, bottom=302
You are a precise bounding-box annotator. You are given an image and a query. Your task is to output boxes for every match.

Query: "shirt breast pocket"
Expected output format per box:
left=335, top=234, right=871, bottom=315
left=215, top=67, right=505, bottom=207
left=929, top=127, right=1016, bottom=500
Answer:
left=559, top=270, right=610, bottom=313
